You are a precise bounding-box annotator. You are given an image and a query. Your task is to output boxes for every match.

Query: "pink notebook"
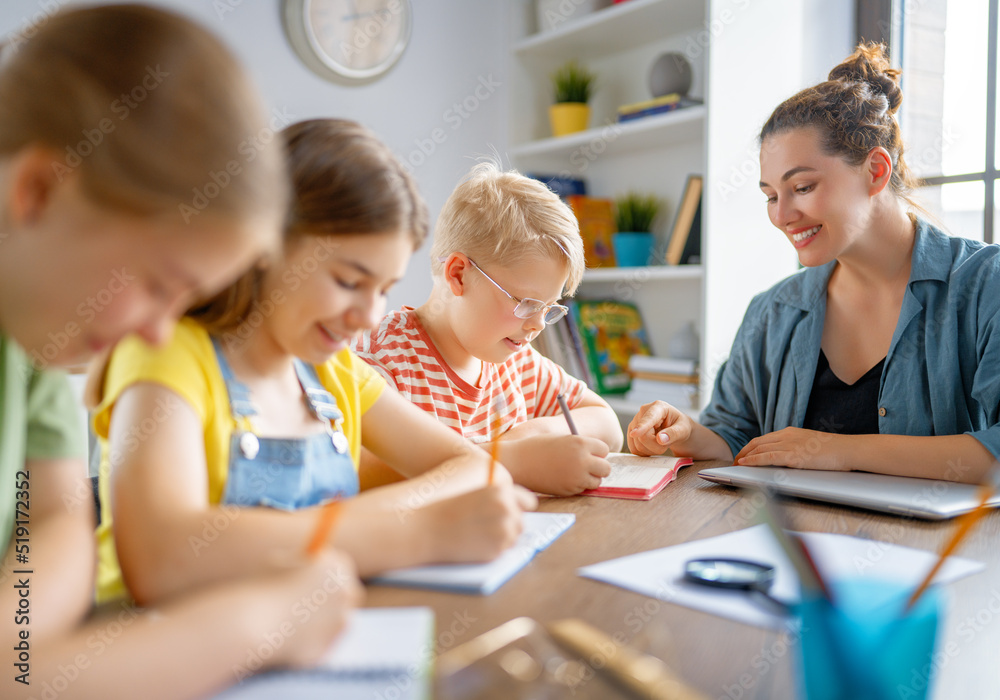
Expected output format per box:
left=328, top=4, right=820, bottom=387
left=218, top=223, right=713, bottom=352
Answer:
left=581, top=453, right=693, bottom=501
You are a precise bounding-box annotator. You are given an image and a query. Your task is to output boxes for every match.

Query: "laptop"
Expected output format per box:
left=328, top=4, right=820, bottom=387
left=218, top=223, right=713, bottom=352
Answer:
left=699, top=466, right=1000, bottom=520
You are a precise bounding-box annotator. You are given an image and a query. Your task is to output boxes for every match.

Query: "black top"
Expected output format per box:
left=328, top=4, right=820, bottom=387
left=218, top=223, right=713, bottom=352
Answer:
left=802, top=350, right=885, bottom=435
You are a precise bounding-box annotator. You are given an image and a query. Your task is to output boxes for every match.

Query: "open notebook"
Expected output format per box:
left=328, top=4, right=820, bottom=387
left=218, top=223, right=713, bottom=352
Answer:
left=214, top=607, right=435, bottom=700
left=370, top=512, right=575, bottom=595
left=581, top=453, right=693, bottom=500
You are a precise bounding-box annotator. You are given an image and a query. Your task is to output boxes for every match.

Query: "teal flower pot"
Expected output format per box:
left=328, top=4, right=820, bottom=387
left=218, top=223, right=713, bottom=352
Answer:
left=612, top=232, right=654, bottom=267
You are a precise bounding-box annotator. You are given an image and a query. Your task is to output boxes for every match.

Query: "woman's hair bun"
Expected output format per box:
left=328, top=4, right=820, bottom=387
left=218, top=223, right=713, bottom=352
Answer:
left=828, top=42, right=902, bottom=114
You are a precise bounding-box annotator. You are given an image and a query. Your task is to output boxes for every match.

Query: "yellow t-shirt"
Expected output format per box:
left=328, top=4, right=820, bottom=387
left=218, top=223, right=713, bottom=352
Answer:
left=93, top=318, right=385, bottom=602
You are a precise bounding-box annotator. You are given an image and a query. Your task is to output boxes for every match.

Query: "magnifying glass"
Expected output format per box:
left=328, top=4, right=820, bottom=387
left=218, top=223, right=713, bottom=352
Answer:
left=683, top=558, right=790, bottom=615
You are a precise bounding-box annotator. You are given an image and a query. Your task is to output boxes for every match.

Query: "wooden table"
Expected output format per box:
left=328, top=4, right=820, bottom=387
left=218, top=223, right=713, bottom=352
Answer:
left=365, top=461, right=1000, bottom=698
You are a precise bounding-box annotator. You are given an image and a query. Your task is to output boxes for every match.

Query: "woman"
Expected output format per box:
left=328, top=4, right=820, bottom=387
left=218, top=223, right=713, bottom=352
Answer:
left=628, top=43, right=1000, bottom=484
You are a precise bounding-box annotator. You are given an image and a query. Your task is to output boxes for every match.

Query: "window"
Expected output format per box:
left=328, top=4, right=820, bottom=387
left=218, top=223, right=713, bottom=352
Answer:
left=862, top=0, right=998, bottom=242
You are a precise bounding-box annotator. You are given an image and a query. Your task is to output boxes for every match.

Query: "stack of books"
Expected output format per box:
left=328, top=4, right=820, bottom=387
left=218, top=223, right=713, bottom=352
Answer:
left=624, top=355, right=699, bottom=409
left=616, top=93, right=703, bottom=123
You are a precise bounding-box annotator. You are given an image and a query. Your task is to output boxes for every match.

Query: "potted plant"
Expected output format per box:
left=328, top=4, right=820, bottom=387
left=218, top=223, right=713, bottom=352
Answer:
left=549, top=60, right=595, bottom=137
left=612, top=192, right=662, bottom=267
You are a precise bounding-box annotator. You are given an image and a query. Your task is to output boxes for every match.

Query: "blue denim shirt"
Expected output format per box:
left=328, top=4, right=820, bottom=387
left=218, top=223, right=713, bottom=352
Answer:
left=701, top=218, right=1000, bottom=462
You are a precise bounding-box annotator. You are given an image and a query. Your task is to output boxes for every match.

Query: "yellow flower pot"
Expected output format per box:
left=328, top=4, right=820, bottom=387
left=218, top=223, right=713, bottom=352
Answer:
left=549, top=103, right=590, bottom=137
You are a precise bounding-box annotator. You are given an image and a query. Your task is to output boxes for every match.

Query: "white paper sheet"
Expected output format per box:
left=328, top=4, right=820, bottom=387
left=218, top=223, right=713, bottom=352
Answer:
left=322, top=606, right=434, bottom=673
left=215, top=606, right=435, bottom=700
left=578, top=524, right=984, bottom=629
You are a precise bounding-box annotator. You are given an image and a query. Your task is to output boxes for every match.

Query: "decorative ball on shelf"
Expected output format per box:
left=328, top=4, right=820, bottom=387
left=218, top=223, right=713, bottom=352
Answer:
left=648, top=52, right=692, bottom=98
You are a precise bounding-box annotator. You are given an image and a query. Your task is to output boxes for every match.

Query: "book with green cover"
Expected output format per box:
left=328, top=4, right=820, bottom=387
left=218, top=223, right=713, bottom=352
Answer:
left=572, top=300, right=653, bottom=394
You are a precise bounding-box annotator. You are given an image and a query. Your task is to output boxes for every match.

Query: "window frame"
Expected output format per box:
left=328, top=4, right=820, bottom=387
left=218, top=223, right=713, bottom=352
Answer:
left=857, top=0, right=999, bottom=243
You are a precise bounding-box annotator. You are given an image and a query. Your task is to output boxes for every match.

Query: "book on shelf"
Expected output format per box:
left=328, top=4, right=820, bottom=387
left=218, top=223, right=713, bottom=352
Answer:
left=533, top=312, right=592, bottom=389
left=566, top=195, right=617, bottom=268
left=572, top=299, right=653, bottom=394
left=624, top=379, right=699, bottom=409
left=581, top=453, right=693, bottom=501
left=551, top=316, right=586, bottom=385
left=616, top=96, right=704, bottom=123
left=628, top=354, right=697, bottom=376
left=527, top=173, right=587, bottom=199
left=563, top=301, right=594, bottom=388
left=630, top=369, right=699, bottom=384
left=665, top=174, right=702, bottom=265
left=616, top=92, right=683, bottom=115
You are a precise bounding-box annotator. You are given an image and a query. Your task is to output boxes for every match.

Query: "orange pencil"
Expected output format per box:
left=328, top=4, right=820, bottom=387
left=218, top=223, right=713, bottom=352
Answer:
left=488, top=411, right=501, bottom=485
left=905, top=464, right=1000, bottom=611
left=305, top=500, right=342, bottom=558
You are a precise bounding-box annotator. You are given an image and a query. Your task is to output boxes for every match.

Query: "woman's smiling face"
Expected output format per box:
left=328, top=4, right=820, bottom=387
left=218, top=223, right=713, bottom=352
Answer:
left=759, top=126, right=877, bottom=267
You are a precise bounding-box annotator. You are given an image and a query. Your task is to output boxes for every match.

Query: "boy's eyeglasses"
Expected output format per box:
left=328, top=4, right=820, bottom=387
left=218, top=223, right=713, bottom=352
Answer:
left=467, top=258, right=569, bottom=325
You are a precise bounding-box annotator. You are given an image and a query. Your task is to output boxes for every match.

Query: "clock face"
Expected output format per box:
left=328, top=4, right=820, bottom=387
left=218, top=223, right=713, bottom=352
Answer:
left=285, top=0, right=412, bottom=82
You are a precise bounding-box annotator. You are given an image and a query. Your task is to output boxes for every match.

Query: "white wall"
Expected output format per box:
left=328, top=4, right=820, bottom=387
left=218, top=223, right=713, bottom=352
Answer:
left=702, top=0, right=855, bottom=386
left=0, top=0, right=510, bottom=310
left=1, top=0, right=854, bottom=361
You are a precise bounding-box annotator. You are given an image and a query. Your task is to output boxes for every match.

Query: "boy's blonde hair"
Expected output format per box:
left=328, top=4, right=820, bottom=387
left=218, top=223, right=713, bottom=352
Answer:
left=430, top=161, right=585, bottom=295
left=0, top=4, right=285, bottom=236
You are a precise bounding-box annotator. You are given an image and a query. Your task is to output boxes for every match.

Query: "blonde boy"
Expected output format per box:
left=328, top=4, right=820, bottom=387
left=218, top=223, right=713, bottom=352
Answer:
left=353, top=162, right=623, bottom=496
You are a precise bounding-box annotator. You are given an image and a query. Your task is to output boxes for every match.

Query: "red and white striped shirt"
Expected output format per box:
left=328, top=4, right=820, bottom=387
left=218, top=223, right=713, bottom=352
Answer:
left=352, top=307, right=587, bottom=444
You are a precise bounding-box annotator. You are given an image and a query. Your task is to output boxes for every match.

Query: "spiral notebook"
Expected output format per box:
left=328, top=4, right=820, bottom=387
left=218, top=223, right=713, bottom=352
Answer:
left=214, top=607, right=434, bottom=700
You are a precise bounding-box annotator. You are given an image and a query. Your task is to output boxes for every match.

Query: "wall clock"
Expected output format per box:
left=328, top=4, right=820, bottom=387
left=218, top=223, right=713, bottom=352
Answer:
left=282, top=0, right=412, bottom=84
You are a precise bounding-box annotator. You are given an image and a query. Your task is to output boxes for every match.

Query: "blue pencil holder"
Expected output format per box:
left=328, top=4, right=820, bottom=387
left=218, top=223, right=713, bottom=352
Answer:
left=611, top=232, right=654, bottom=267
left=794, top=578, right=941, bottom=700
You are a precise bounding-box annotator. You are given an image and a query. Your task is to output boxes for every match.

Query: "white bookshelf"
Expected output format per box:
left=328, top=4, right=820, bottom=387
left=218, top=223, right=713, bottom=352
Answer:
left=508, top=0, right=814, bottom=417
left=510, top=105, right=706, bottom=160
left=582, top=264, right=702, bottom=283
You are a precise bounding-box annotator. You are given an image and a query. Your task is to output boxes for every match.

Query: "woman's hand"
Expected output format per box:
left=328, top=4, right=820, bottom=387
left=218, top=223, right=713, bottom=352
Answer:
left=626, top=401, right=695, bottom=457
left=734, top=427, right=849, bottom=471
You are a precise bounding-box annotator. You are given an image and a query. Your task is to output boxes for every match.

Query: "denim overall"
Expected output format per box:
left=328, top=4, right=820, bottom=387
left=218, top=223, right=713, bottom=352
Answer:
left=211, top=338, right=359, bottom=510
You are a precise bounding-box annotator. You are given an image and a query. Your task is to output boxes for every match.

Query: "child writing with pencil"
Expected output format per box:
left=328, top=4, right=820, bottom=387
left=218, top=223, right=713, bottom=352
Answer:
left=629, top=43, right=1000, bottom=484
left=353, top=162, right=623, bottom=496
left=92, top=119, right=536, bottom=606
left=0, top=7, right=360, bottom=699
